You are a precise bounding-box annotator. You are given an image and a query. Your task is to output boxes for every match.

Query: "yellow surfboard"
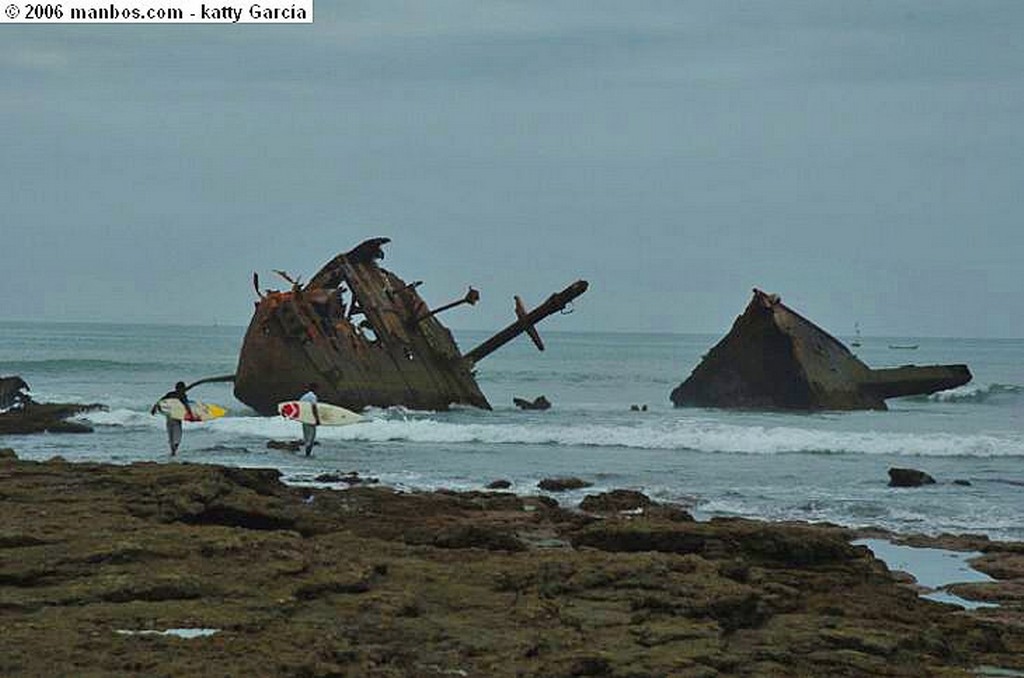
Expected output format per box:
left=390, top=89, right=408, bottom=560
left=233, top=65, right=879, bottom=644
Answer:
left=157, top=399, right=226, bottom=422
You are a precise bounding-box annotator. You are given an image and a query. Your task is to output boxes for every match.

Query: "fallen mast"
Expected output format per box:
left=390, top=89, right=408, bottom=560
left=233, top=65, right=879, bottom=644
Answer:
left=234, top=238, right=588, bottom=414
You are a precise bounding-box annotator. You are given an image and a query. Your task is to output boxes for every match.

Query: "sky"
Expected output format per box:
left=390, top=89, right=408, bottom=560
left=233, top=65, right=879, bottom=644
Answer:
left=3, top=1, right=1023, bottom=338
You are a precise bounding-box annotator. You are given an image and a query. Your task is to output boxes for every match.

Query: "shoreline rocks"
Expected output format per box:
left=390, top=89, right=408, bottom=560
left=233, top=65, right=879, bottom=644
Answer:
left=0, top=401, right=104, bottom=434
left=1, top=458, right=1022, bottom=677
left=537, top=476, right=592, bottom=492
left=889, top=467, right=937, bottom=487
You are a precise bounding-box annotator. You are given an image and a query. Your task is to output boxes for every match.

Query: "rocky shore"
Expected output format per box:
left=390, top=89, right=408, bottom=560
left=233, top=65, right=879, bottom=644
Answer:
left=2, top=454, right=1023, bottom=677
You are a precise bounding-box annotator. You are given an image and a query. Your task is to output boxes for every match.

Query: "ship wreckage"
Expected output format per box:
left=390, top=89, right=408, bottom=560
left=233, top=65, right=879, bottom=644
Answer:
left=671, top=289, right=971, bottom=411
left=233, top=238, right=588, bottom=414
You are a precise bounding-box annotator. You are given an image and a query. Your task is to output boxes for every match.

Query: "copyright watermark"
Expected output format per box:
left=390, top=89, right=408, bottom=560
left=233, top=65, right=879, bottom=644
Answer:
left=0, top=0, right=313, bottom=23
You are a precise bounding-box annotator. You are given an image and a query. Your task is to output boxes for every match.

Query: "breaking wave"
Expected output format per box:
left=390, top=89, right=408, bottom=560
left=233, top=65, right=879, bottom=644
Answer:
left=920, top=383, right=1023, bottom=404
left=82, top=409, right=1024, bottom=458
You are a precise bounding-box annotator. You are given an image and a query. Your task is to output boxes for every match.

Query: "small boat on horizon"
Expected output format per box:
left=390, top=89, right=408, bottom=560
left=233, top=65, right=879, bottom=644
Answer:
left=888, top=344, right=919, bottom=350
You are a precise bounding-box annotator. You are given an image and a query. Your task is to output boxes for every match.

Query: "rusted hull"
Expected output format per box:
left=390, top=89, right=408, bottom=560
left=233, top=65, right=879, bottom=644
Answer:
left=234, top=239, right=585, bottom=415
left=671, top=289, right=971, bottom=411
left=235, top=263, right=488, bottom=415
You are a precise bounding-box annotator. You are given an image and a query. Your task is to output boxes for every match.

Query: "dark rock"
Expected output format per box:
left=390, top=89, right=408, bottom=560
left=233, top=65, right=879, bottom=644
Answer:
left=573, top=521, right=857, bottom=567
left=953, top=479, right=972, bottom=486
left=0, top=448, right=17, bottom=460
left=538, top=477, right=592, bottom=492
left=644, top=503, right=695, bottom=522
left=433, top=525, right=526, bottom=552
left=267, top=439, right=302, bottom=452
left=670, top=289, right=971, bottom=411
left=486, top=479, right=512, bottom=489
left=0, top=400, right=104, bottom=435
left=294, top=568, right=374, bottom=599
left=315, top=471, right=377, bottom=485
left=2, top=458, right=1023, bottom=676
left=42, top=419, right=93, bottom=434
left=0, top=375, right=32, bottom=411
left=888, top=467, right=936, bottom=487
left=513, top=395, right=551, bottom=411
left=579, top=489, right=652, bottom=513
left=525, top=495, right=560, bottom=510
left=221, top=467, right=284, bottom=496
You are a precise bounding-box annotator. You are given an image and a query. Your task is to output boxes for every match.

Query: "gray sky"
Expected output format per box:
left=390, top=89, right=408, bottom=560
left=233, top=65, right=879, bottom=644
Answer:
left=3, top=1, right=1023, bottom=337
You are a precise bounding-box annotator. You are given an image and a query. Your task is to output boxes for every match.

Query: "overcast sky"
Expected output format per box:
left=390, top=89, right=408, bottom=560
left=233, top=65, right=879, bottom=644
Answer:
left=3, top=1, right=1022, bottom=338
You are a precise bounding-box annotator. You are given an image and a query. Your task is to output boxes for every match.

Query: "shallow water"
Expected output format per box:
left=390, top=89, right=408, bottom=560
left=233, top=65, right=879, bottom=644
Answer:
left=852, top=538, right=998, bottom=610
left=2, top=322, right=1022, bottom=540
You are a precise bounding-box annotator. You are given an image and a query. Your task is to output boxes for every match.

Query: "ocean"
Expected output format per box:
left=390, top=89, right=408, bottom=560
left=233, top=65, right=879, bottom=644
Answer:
left=2, top=321, right=1022, bottom=541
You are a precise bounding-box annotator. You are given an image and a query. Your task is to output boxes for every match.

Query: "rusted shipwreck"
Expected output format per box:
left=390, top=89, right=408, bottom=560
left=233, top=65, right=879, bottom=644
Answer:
left=670, top=289, right=971, bottom=411
left=234, top=238, right=588, bottom=414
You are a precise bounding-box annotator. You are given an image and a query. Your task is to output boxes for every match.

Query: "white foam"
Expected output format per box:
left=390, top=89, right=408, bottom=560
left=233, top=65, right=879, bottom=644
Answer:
left=287, top=416, right=1024, bottom=457
left=84, top=408, right=163, bottom=428
left=925, top=383, right=1022, bottom=403
left=78, top=409, right=1024, bottom=457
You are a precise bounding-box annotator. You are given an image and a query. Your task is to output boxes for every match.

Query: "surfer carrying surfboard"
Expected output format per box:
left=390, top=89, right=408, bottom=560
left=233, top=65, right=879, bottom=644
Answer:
left=299, top=382, right=321, bottom=456
left=151, top=381, right=194, bottom=456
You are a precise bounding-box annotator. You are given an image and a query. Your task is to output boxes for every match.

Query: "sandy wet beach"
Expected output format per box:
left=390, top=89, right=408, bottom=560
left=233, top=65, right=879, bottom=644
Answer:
left=2, top=451, right=1024, bottom=677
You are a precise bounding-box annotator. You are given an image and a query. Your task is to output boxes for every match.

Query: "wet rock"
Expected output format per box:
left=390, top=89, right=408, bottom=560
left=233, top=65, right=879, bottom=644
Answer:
left=888, top=468, right=936, bottom=487
left=486, top=479, right=512, bottom=489
left=294, top=567, right=375, bottom=599
left=0, top=401, right=103, bottom=434
left=580, top=489, right=652, bottom=513
left=0, top=375, right=31, bottom=411
left=643, top=503, right=695, bottom=522
left=315, top=471, right=379, bottom=485
left=538, top=477, right=593, bottom=492
left=430, top=490, right=524, bottom=512
left=433, top=525, right=526, bottom=552
left=514, top=395, right=551, bottom=411
left=267, top=439, right=302, bottom=452
left=573, top=520, right=857, bottom=566
left=0, top=448, right=16, bottom=460
left=524, top=495, right=560, bottom=511
left=2, top=459, right=1023, bottom=677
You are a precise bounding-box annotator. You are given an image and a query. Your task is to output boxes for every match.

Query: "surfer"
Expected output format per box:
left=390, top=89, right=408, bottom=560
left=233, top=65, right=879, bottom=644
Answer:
left=151, top=381, right=194, bottom=456
left=299, top=382, right=321, bottom=456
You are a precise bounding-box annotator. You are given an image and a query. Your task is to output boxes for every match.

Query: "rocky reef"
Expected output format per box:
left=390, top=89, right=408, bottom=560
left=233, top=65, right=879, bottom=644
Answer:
left=0, top=400, right=103, bottom=434
left=0, top=375, right=104, bottom=434
left=671, top=290, right=972, bottom=411
left=2, top=456, right=1023, bottom=676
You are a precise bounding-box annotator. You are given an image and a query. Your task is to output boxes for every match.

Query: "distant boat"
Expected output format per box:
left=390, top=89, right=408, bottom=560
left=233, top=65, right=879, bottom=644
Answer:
left=888, top=344, right=919, bottom=350
left=851, top=323, right=862, bottom=348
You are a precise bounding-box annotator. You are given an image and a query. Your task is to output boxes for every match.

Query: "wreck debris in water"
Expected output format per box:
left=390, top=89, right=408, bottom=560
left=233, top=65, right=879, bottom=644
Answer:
left=670, top=289, right=971, bottom=411
left=234, top=238, right=588, bottom=414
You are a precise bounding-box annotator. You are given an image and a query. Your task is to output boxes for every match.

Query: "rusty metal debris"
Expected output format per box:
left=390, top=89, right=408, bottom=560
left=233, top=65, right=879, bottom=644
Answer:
left=670, top=289, right=971, bottom=411
left=233, top=238, right=588, bottom=414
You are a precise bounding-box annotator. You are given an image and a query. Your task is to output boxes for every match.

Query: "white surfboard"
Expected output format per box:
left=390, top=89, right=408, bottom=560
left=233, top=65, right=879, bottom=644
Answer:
left=277, top=401, right=362, bottom=426
left=157, top=399, right=227, bottom=422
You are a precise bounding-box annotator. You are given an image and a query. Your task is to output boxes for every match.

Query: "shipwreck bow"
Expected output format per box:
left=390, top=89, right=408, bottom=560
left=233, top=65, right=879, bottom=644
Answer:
left=234, top=238, right=587, bottom=414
